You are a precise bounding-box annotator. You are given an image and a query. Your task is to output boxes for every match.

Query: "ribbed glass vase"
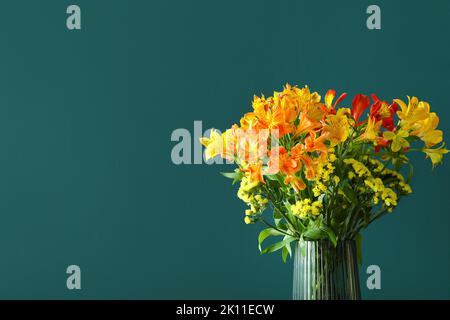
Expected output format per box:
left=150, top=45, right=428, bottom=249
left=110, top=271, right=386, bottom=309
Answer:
left=292, top=240, right=361, bottom=300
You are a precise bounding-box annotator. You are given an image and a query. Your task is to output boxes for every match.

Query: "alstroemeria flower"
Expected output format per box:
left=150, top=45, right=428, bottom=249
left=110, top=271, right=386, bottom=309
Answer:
left=383, top=130, right=409, bottom=152
left=199, top=83, right=448, bottom=239
left=284, top=175, right=306, bottom=193
left=370, top=95, right=398, bottom=131
left=303, top=132, right=328, bottom=155
left=395, top=96, right=430, bottom=131
left=323, top=108, right=350, bottom=146
left=294, top=112, right=321, bottom=136
left=290, top=142, right=318, bottom=180
left=351, top=94, right=371, bottom=124
left=374, top=137, right=390, bottom=152
left=358, top=116, right=382, bottom=142
left=395, top=96, right=443, bottom=147
left=243, top=161, right=265, bottom=185
left=410, top=111, right=442, bottom=147
left=221, top=124, right=239, bottom=161
left=199, top=129, right=223, bottom=160
left=267, top=146, right=300, bottom=176
left=236, top=128, right=269, bottom=164
left=423, top=145, right=449, bottom=168
left=324, top=89, right=347, bottom=114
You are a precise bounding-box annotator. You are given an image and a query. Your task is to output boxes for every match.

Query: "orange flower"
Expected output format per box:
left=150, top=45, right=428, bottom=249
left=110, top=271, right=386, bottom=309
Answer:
left=240, top=112, right=260, bottom=130
left=295, top=112, right=322, bottom=136
left=267, top=146, right=300, bottom=176
left=290, top=142, right=319, bottom=180
left=304, top=132, right=328, bottom=155
left=243, top=93, right=297, bottom=137
left=270, top=106, right=296, bottom=137
left=243, top=161, right=265, bottom=185
left=284, top=175, right=306, bottom=193
left=236, top=128, right=269, bottom=163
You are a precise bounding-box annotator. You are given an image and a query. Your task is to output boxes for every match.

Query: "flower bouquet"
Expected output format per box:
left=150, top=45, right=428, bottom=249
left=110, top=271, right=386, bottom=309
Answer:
left=200, top=84, right=447, bottom=299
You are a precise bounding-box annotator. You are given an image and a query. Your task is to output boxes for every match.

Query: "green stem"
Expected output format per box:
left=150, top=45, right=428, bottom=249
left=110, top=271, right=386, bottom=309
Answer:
left=352, top=207, right=388, bottom=236
left=274, top=206, right=300, bottom=237
left=262, top=184, right=299, bottom=236
left=259, top=218, right=296, bottom=237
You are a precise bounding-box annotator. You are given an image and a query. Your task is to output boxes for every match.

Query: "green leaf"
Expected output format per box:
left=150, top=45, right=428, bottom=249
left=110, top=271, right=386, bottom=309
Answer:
left=320, top=224, right=337, bottom=247
left=303, top=220, right=327, bottom=240
left=220, top=169, right=243, bottom=185
left=303, top=228, right=326, bottom=240
left=283, top=235, right=293, bottom=257
left=261, top=240, right=286, bottom=254
left=261, top=237, right=295, bottom=254
left=303, top=220, right=337, bottom=245
left=282, top=246, right=289, bottom=263
left=355, top=233, right=363, bottom=265
left=258, top=228, right=283, bottom=252
left=220, top=171, right=238, bottom=179
left=265, top=174, right=279, bottom=181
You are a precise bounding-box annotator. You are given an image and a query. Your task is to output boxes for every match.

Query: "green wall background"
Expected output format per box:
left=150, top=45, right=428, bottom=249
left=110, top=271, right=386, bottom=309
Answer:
left=0, top=0, right=448, bottom=299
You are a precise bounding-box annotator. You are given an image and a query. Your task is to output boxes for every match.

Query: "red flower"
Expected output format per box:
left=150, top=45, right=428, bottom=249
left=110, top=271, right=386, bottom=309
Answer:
left=369, top=95, right=398, bottom=131
left=374, top=137, right=390, bottom=152
left=351, top=94, right=371, bottom=124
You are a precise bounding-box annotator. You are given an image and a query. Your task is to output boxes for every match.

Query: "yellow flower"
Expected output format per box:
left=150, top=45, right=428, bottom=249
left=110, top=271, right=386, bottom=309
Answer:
left=312, top=182, right=327, bottom=197
left=344, top=158, right=371, bottom=177
left=369, top=158, right=385, bottom=173
left=240, top=112, right=259, bottom=130
left=199, top=129, right=223, bottom=160
left=238, top=176, right=259, bottom=195
left=310, top=201, right=322, bottom=216
left=395, top=97, right=443, bottom=147
left=221, top=124, right=238, bottom=160
left=363, top=176, right=398, bottom=207
left=399, top=181, right=412, bottom=194
left=383, top=130, right=409, bottom=152
left=237, top=177, right=269, bottom=218
left=410, top=112, right=443, bottom=147
left=421, top=127, right=443, bottom=147
left=323, top=109, right=350, bottom=146
left=364, top=177, right=384, bottom=192
left=244, top=216, right=253, bottom=224
left=358, top=116, right=381, bottom=142
left=423, top=146, right=449, bottom=167
left=291, top=199, right=322, bottom=218
left=381, top=187, right=398, bottom=207
left=395, top=96, right=430, bottom=131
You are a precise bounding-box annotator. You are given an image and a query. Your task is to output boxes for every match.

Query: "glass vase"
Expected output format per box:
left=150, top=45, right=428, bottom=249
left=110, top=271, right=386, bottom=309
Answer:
left=292, top=240, right=361, bottom=300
